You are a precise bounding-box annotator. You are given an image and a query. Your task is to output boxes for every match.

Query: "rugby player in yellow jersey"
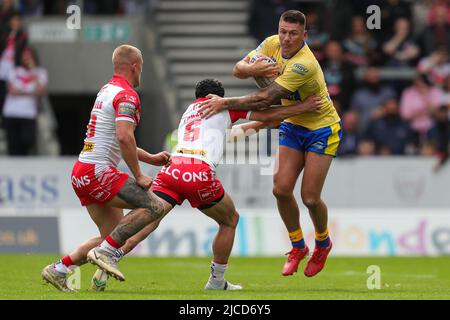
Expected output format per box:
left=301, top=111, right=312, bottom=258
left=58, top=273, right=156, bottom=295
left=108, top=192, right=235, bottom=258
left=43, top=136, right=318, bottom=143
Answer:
left=198, top=10, right=341, bottom=278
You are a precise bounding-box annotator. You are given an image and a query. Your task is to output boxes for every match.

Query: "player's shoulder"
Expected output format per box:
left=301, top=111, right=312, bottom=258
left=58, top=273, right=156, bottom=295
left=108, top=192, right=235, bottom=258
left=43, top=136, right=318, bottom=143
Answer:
left=287, top=46, right=317, bottom=76
left=260, top=35, right=280, bottom=48
left=113, top=88, right=140, bottom=109
left=264, top=35, right=279, bottom=45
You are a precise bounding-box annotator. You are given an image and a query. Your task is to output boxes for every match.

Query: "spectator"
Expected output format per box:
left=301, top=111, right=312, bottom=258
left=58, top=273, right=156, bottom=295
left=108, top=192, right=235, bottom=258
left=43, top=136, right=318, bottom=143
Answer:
left=380, top=0, right=412, bottom=38
left=343, top=16, right=380, bottom=66
left=350, top=66, right=396, bottom=133
left=18, top=0, right=44, bottom=16
left=382, top=18, right=420, bottom=67
left=320, top=0, right=353, bottom=42
left=427, top=104, right=450, bottom=167
left=417, top=47, right=450, bottom=88
left=304, top=10, right=329, bottom=62
left=366, top=98, right=414, bottom=155
left=427, top=0, right=450, bottom=26
left=338, top=111, right=361, bottom=156
left=0, top=0, right=16, bottom=32
left=0, top=13, right=28, bottom=118
left=439, top=75, right=450, bottom=106
left=322, top=40, right=356, bottom=112
left=2, top=47, right=48, bottom=155
left=412, top=0, right=435, bottom=36
left=400, top=73, right=442, bottom=145
left=357, top=139, right=376, bottom=156
left=419, top=4, right=450, bottom=56
left=248, top=0, right=298, bottom=44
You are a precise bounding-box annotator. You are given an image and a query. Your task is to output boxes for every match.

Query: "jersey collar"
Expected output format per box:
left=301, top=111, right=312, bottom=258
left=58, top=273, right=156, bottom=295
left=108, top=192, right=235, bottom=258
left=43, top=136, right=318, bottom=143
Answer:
left=194, top=97, right=210, bottom=103
left=282, top=41, right=306, bottom=60
left=110, top=74, right=133, bottom=89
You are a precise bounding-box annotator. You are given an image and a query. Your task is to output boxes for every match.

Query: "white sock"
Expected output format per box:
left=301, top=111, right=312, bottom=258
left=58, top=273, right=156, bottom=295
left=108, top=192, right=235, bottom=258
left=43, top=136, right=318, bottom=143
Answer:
left=210, top=262, right=227, bottom=282
left=53, top=261, right=70, bottom=274
left=99, top=240, right=117, bottom=255
left=114, top=248, right=125, bottom=261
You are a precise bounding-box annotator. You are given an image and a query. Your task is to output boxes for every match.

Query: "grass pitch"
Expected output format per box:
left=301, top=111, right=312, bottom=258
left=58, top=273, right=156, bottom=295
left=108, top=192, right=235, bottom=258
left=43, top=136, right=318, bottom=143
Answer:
left=0, top=255, right=449, bottom=300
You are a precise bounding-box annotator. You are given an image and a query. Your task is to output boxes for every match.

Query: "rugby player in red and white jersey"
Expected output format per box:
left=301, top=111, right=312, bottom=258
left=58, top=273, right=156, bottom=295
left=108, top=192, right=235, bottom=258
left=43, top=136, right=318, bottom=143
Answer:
left=86, top=78, right=322, bottom=290
left=41, top=45, right=172, bottom=292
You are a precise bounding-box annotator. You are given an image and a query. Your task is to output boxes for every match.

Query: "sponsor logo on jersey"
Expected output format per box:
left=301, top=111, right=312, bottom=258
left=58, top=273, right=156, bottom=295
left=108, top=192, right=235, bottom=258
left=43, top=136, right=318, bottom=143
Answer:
left=71, top=175, right=91, bottom=188
left=82, top=142, right=95, bottom=152
left=198, top=183, right=221, bottom=202
left=291, top=63, right=309, bottom=76
left=124, top=94, right=137, bottom=103
left=94, top=101, right=103, bottom=110
left=311, top=141, right=325, bottom=150
left=118, top=102, right=136, bottom=117
left=89, top=187, right=111, bottom=202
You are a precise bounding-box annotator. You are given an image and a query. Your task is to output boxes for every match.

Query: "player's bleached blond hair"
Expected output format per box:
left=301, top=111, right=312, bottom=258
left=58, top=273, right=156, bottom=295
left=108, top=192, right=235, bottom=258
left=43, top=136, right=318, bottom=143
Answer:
left=112, top=45, right=143, bottom=70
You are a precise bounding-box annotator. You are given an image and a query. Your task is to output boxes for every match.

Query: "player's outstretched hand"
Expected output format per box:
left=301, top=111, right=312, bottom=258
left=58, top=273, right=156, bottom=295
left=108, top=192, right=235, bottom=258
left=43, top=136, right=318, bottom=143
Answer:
left=302, top=95, right=323, bottom=113
left=136, top=175, right=153, bottom=191
left=197, top=94, right=226, bottom=119
left=149, top=151, right=172, bottom=166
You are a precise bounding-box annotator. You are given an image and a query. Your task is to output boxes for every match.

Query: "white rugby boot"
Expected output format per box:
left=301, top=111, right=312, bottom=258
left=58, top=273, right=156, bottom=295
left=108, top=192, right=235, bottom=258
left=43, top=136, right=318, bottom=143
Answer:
left=87, top=248, right=125, bottom=282
left=41, top=264, right=77, bottom=292
left=205, top=277, right=243, bottom=290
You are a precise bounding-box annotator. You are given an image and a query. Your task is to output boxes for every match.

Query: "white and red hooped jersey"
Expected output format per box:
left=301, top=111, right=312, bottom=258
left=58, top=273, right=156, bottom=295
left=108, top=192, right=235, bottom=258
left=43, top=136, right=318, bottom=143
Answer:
left=174, top=97, right=251, bottom=169
left=78, top=75, right=141, bottom=167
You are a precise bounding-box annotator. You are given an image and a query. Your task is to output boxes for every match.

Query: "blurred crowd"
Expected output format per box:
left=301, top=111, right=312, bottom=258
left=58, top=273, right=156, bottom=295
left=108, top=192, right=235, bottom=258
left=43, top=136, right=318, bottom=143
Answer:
left=1, top=0, right=449, bottom=162
left=249, top=0, right=450, bottom=164
left=0, top=0, right=155, bottom=16
left=0, top=0, right=48, bottom=156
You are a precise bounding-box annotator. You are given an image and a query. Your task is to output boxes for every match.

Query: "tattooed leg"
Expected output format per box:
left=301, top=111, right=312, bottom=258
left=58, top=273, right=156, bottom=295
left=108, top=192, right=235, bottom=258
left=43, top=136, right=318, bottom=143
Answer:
left=117, top=178, right=165, bottom=220
left=108, top=178, right=170, bottom=246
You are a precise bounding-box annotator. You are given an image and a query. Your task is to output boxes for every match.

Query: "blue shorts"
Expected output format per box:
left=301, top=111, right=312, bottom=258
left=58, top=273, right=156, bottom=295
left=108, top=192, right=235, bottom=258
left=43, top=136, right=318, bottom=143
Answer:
left=279, top=122, right=342, bottom=157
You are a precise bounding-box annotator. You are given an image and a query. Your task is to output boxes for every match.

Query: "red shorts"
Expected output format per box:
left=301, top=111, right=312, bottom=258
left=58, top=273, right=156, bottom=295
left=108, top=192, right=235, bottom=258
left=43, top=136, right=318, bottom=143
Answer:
left=71, top=160, right=129, bottom=206
left=152, top=156, right=225, bottom=209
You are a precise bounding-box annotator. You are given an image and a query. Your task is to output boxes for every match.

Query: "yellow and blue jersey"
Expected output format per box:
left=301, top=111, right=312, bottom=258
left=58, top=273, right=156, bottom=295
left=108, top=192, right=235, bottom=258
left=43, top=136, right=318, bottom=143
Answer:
left=248, top=35, right=341, bottom=131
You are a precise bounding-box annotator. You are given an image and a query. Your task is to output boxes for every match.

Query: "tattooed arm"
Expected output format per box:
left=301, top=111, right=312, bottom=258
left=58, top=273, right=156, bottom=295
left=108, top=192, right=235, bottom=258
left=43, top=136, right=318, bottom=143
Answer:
left=198, top=82, right=292, bottom=118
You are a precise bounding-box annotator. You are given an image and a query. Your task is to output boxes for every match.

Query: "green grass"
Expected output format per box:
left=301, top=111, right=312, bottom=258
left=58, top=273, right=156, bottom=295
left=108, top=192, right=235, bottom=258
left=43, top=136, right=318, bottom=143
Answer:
left=0, top=255, right=449, bottom=300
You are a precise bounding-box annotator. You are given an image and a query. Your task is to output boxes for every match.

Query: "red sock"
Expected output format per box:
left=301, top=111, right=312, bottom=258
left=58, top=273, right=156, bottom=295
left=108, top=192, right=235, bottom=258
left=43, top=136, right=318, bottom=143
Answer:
left=105, top=235, right=120, bottom=249
left=61, top=255, right=74, bottom=267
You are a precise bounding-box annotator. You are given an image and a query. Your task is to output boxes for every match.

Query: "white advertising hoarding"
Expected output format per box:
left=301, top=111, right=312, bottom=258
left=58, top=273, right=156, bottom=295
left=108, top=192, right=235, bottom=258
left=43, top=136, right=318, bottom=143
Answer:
left=59, top=209, right=450, bottom=257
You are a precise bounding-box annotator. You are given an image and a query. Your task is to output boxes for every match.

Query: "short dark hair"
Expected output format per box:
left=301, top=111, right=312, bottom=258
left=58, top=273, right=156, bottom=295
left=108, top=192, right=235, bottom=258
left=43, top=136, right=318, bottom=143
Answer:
left=195, top=78, right=225, bottom=98
left=280, top=10, right=306, bottom=27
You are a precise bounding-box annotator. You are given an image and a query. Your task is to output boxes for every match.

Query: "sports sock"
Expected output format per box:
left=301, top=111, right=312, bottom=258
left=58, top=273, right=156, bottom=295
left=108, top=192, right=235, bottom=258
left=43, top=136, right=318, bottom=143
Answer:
left=209, top=262, right=227, bottom=282
left=315, top=228, right=330, bottom=248
left=289, top=228, right=305, bottom=248
left=53, top=257, right=72, bottom=274
left=99, top=236, right=120, bottom=255
left=114, top=248, right=125, bottom=261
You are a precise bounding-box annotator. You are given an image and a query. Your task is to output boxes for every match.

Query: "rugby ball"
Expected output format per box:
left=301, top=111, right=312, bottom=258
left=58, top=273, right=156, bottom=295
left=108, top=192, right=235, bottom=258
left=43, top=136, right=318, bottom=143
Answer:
left=91, top=268, right=108, bottom=291
left=249, top=54, right=278, bottom=88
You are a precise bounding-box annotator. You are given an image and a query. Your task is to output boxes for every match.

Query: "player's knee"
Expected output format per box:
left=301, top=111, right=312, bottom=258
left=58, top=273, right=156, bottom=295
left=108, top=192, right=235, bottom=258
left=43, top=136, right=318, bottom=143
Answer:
left=272, top=185, right=293, bottom=199
left=230, top=211, right=239, bottom=228
left=221, top=211, right=239, bottom=228
left=301, top=195, right=321, bottom=209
